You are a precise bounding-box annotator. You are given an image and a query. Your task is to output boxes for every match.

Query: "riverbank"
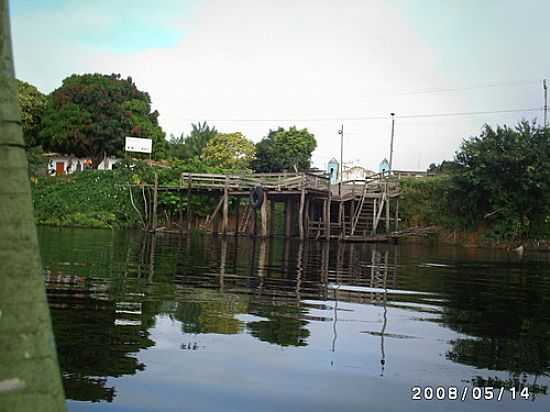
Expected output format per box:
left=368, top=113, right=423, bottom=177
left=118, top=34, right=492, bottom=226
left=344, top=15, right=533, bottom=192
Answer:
left=31, top=169, right=550, bottom=249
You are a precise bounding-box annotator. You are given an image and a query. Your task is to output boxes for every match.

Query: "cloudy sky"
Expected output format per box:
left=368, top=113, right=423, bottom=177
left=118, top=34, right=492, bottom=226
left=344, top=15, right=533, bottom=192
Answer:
left=10, top=0, right=550, bottom=170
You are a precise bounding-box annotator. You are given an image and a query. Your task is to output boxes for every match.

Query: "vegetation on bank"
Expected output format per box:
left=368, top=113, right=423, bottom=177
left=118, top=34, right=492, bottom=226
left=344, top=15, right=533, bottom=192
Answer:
left=401, top=121, right=550, bottom=244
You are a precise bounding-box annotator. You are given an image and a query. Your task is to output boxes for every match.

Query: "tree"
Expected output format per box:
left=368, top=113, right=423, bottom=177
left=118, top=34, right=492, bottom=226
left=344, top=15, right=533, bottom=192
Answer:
left=168, top=121, right=217, bottom=160
left=40, top=73, right=167, bottom=168
left=0, top=1, right=66, bottom=410
left=202, top=132, right=255, bottom=170
left=451, top=121, right=550, bottom=239
left=15, top=79, right=47, bottom=147
left=252, top=126, right=316, bottom=172
left=15, top=79, right=48, bottom=175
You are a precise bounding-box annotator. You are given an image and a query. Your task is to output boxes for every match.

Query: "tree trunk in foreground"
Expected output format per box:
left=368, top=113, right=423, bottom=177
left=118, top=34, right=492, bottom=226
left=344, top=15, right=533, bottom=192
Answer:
left=0, top=1, right=66, bottom=411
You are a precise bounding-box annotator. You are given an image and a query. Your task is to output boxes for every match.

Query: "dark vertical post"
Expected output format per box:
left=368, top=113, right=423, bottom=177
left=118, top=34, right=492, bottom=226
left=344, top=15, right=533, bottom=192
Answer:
left=152, top=172, right=158, bottom=232
left=326, top=192, right=332, bottom=240
left=299, top=175, right=306, bottom=240
left=186, top=173, right=192, bottom=233
left=260, top=192, right=268, bottom=238
left=234, top=197, right=240, bottom=236
left=395, top=198, right=399, bottom=232
left=285, top=198, right=293, bottom=238
left=222, top=177, right=229, bottom=235
left=270, top=199, right=276, bottom=237
left=385, top=197, right=390, bottom=234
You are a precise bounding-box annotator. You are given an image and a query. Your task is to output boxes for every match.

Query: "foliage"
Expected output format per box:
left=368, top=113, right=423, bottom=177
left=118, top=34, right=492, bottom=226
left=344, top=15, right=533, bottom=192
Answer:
left=252, top=126, right=317, bottom=172
left=39, top=73, right=168, bottom=167
left=31, top=170, right=140, bottom=228
left=202, top=132, right=255, bottom=170
left=169, top=121, right=217, bottom=160
left=400, top=121, right=550, bottom=242
left=16, top=79, right=47, bottom=147
left=427, top=160, right=460, bottom=176
left=451, top=121, right=550, bottom=240
left=27, top=146, right=47, bottom=177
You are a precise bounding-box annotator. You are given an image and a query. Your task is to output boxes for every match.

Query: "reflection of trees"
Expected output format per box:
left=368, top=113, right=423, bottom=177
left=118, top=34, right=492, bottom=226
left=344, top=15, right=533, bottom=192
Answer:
left=48, top=278, right=157, bottom=403
left=174, top=290, right=248, bottom=335
left=247, top=304, right=310, bottom=347
left=441, top=267, right=550, bottom=393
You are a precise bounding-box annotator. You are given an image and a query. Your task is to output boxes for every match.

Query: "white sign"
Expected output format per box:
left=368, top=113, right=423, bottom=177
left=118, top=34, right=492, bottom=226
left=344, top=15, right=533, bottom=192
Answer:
left=125, top=137, right=152, bottom=154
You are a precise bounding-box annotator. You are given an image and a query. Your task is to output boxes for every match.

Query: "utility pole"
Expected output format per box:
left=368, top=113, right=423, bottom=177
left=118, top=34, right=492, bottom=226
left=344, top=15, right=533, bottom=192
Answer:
left=338, top=124, right=344, bottom=196
left=388, top=113, right=395, bottom=173
left=544, top=79, right=548, bottom=128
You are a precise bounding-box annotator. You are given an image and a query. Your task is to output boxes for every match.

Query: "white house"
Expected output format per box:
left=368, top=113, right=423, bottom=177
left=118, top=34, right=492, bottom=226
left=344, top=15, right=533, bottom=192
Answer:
left=342, top=165, right=376, bottom=181
left=45, top=153, right=120, bottom=176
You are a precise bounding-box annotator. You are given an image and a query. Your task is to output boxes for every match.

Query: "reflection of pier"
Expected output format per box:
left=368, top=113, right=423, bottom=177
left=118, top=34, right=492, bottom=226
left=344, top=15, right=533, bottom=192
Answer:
left=133, top=170, right=404, bottom=242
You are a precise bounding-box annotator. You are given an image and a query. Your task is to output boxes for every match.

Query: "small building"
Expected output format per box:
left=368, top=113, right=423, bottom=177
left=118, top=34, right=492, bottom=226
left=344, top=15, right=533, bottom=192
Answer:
left=327, top=158, right=339, bottom=184
left=342, top=165, right=376, bottom=181
left=378, top=158, right=390, bottom=174
left=45, top=153, right=120, bottom=176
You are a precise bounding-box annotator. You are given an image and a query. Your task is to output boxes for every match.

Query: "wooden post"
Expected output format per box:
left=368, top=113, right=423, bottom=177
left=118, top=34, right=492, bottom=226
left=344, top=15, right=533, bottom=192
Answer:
left=260, top=192, right=268, bottom=238
left=234, top=197, right=240, bottom=236
left=270, top=199, right=276, bottom=237
left=299, top=177, right=306, bottom=240
left=285, top=198, right=293, bottom=238
left=395, top=198, right=399, bottom=232
left=372, top=198, right=377, bottom=235
left=222, top=177, right=229, bottom=235
left=326, top=193, right=332, bottom=240
left=248, top=208, right=256, bottom=237
left=186, top=174, right=192, bottom=233
left=152, top=172, right=158, bottom=232
left=385, top=197, right=390, bottom=233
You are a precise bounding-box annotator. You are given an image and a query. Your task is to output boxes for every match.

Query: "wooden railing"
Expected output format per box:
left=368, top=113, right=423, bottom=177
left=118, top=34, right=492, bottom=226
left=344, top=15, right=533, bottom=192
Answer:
left=180, top=172, right=330, bottom=192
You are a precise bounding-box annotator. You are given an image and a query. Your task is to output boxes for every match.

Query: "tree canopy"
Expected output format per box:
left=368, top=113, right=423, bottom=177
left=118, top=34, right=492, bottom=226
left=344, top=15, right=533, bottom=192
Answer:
left=16, top=79, right=47, bottom=147
left=252, top=126, right=316, bottom=172
left=202, top=132, right=255, bottom=170
left=449, top=121, right=550, bottom=239
left=40, top=73, right=168, bottom=167
left=168, top=121, right=217, bottom=160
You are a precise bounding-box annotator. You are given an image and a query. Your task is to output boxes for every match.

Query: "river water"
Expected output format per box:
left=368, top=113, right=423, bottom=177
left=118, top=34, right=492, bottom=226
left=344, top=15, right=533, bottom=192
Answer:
left=38, top=227, right=550, bottom=412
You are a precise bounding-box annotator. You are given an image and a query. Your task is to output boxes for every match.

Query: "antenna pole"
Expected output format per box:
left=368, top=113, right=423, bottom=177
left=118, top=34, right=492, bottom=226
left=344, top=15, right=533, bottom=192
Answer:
left=389, top=113, right=395, bottom=174
left=544, top=79, right=548, bottom=128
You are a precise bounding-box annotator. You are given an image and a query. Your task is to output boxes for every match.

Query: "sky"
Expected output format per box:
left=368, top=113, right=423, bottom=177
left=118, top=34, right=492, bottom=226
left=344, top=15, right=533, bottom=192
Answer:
left=10, top=0, right=550, bottom=171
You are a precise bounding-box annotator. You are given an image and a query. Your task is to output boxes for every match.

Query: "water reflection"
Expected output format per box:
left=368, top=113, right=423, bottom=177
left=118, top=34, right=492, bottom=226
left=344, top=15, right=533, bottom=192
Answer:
left=38, top=227, right=550, bottom=410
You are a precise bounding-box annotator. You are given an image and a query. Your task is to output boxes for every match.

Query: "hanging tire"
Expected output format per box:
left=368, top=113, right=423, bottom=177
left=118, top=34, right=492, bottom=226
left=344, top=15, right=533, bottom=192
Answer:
left=249, top=186, right=265, bottom=209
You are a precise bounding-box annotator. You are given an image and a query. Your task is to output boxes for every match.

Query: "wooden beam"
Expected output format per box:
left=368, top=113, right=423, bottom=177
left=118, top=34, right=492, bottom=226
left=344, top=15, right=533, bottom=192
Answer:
left=299, top=180, right=306, bottom=240
left=186, top=174, right=192, bottom=233
left=326, top=193, right=331, bottom=240
left=234, top=197, right=240, bottom=235
left=222, top=177, right=229, bottom=234
left=152, top=172, right=158, bottom=232
left=395, top=198, right=399, bottom=232
left=385, top=197, right=390, bottom=233
left=270, top=199, right=276, bottom=237
left=285, top=198, right=293, bottom=238
left=260, top=192, right=268, bottom=238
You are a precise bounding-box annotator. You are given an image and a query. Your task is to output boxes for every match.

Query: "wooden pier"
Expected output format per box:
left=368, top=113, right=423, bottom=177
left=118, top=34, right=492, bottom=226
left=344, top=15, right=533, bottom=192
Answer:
left=135, top=170, right=405, bottom=242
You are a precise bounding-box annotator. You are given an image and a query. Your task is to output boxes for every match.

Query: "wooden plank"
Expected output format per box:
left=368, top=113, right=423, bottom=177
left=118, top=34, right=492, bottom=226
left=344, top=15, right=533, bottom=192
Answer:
left=222, top=177, right=229, bottom=234
left=260, top=192, right=268, bottom=237
left=285, top=198, right=293, bottom=238
left=299, top=177, right=306, bottom=240
left=152, top=172, right=158, bottom=232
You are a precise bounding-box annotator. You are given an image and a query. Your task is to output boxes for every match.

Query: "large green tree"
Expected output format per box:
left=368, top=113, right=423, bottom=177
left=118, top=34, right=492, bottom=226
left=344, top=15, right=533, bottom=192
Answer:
left=40, top=73, right=168, bottom=167
left=252, top=126, right=316, bottom=172
left=0, top=0, right=66, bottom=410
left=450, top=121, right=550, bottom=239
left=15, top=79, right=48, bottom=175
left=202, top=131, right=255, bottom=170
left=15, top=79, right=46, bottom=147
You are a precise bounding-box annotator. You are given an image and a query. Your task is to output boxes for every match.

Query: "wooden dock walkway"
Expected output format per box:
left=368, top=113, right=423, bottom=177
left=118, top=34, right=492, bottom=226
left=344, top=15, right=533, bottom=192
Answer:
left=134, top=170, right=411, bottom=242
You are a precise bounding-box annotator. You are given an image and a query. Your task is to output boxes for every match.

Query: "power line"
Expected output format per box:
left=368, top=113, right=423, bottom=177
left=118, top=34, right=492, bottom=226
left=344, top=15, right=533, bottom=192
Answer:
left=181, top=107, right=542, bottom=123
